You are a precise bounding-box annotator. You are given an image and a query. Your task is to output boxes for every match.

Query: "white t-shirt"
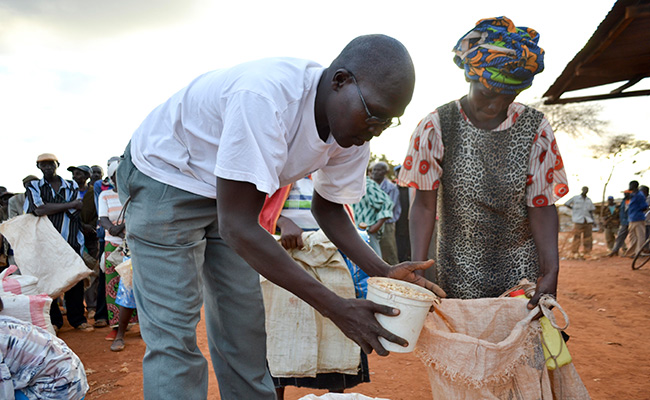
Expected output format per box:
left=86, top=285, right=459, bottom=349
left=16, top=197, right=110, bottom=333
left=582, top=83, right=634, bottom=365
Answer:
left=130, top=57, right=369, bottom=204
left=97, top=190, right=124, bottom=245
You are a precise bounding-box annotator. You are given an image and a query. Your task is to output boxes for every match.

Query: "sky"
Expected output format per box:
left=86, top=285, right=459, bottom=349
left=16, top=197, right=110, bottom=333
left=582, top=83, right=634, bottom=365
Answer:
left=1, top=0, right=649, bottom=203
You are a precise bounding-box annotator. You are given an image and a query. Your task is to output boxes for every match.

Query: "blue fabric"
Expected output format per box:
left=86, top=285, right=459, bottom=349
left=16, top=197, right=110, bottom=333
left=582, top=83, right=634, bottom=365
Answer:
left=115, top=280, right=137, bottom=309
left=620, top=201, right=629, bottom=226
left=15, top=390, right=28, bottom=400
left=628, top=191, right=649, bottom=222
left=340, top=229, right=371, bottom=299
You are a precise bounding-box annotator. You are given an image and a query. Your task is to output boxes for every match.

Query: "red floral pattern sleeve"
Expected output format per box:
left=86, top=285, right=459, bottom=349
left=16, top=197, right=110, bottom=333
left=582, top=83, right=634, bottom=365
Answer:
left=397, top=102, right=569, bottom=206
left=526, top=115, right=569, bottom=207
left=396, top=111, right=444, bottom=191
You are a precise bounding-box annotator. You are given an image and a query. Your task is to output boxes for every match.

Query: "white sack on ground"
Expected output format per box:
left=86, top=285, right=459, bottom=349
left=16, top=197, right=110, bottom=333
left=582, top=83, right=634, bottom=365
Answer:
left=261, top=229, right=360, bottom=378
left=0, top=265, right=40, bottom=295
left=0, top=215, right=91, bottom=298
left=0, top=293, right=56, bottom=336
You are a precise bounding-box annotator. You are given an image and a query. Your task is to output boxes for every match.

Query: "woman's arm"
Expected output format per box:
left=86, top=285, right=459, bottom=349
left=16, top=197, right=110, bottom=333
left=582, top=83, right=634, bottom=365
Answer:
left=527, top=205, right=560, bottom=309
left=409, top=189, right=438, bottom=262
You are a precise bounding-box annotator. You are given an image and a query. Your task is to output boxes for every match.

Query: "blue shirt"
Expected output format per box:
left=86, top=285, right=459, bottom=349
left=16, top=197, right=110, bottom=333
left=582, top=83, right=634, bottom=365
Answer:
left=628, top=191, right=648, bottom=222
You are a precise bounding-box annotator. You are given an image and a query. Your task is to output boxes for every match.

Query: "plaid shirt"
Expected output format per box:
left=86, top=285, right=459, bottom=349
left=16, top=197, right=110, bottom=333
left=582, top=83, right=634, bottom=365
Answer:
left=25, top=177, right=84, bottom=255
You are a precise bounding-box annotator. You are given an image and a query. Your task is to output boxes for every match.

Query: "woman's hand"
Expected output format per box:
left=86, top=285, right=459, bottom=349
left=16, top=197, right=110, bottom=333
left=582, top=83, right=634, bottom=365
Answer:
left=387, top=260, right=446, bottom=297
left=527, top=273, right=558, bottom=310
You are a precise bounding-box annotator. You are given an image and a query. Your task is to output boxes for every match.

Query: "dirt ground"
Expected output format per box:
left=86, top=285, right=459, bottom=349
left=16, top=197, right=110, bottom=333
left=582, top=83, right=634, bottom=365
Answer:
left=58, top=232, right=650, bottom=399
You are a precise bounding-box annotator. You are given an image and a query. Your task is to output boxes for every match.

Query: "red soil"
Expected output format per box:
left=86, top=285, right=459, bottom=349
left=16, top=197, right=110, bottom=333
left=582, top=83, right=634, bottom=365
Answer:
left=59, top=232, right=650, bottom=399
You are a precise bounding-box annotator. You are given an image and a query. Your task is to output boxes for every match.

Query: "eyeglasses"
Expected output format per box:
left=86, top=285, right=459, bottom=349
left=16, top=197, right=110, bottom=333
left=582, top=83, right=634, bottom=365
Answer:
left=348, top=72, right=401, bottom=129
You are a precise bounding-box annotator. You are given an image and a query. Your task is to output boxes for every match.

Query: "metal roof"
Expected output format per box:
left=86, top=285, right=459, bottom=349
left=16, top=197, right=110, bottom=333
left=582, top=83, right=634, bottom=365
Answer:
left=543, top=0, right=650, bottom=104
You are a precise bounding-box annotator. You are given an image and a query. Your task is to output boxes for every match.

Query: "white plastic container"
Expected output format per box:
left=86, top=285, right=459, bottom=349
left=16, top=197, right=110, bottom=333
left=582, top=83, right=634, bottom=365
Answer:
left=366, top=277, right=436, bottom=353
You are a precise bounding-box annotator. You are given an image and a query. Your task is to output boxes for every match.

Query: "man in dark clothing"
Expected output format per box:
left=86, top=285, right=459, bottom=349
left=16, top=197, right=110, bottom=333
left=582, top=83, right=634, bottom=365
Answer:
left=68, top=165, right=100, bottom=320
left=25, top=153, right=94, bottom=333
left=68, top=165, right=98, bottom=259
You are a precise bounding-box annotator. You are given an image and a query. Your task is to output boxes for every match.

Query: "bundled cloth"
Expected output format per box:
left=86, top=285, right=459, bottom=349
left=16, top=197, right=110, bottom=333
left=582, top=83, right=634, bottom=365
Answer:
left=416, top=295, right=590, bottom=399
left=0, top=215, right=91, bottom=298
left=261, top=229, right=360, bottom=378
left=453, top=16, right=544, bottom=94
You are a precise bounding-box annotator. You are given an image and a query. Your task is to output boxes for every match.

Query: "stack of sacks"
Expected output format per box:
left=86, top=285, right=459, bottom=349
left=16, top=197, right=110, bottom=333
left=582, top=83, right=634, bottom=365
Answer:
left=0, top=265, right=56, bottom=335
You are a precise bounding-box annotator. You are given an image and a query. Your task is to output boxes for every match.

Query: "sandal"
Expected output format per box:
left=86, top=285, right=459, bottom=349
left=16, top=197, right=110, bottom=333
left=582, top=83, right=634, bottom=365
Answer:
left=93, top=319, right=108, bottom=328
left=110, top=338, right=125, bottom=352
left=75, top=322, right=95, bottom=332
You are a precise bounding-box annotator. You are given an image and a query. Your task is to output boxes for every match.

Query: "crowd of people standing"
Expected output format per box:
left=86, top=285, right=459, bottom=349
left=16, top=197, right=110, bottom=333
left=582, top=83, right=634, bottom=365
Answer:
left=0, top=153, right=140, bottom=353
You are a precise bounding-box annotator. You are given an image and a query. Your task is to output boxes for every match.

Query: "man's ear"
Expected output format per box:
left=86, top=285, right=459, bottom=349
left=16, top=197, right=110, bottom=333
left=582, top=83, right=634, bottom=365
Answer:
left=331, top=69, right=351, bottom=91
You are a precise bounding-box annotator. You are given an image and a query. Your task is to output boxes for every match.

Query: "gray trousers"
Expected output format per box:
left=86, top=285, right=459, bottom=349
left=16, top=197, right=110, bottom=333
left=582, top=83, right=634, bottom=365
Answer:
left=116, top=144, right=275, bottom=400
left=611, top=224, right=629, bottom=253
left=378, top=222, right=398, bottom=265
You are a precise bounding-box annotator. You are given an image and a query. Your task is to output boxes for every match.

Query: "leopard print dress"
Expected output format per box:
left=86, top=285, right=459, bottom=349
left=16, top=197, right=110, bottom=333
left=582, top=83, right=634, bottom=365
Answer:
left=436, top=101, right=543, bottom=299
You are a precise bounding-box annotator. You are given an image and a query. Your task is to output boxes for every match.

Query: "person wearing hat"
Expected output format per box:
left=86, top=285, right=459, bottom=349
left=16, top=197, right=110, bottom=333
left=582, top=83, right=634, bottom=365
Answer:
left=68, top=165, right=99, bottom=257
left=90, top=157, right=121, bottom=330
left=399, top=17, right=569, bottom=305
left=68, top=165, right=101, bottom=320
left=25, top=153, right=94, bottom=333
left=601, top=195, right=621, bottom=252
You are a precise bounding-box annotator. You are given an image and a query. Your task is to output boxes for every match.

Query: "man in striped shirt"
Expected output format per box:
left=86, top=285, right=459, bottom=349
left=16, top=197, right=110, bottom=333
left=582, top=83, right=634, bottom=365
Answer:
left=25, top=153, right=94, bottom=333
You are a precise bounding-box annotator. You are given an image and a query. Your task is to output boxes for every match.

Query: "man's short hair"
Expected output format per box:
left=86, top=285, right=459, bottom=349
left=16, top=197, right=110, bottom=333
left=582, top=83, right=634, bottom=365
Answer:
left=330, top=35, right=415, bottom=93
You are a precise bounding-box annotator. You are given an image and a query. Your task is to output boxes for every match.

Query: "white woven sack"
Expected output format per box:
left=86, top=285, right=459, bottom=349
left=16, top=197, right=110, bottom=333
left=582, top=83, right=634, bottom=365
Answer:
left=114, top=259, right=133, bottom=289
left=416, top=297, right=590, bottom=399
left=0, top=265, right=40, bottom=295
left=0, top=293, right=56, bottom=336
left=0, top=214, right=91, bottom=298
left=261, top=230, right=360, bottom=378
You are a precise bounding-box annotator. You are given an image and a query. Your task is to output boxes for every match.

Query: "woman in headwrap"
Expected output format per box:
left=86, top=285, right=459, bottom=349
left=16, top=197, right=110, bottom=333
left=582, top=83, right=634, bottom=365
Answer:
left=398, top=17, right=569, bottom=307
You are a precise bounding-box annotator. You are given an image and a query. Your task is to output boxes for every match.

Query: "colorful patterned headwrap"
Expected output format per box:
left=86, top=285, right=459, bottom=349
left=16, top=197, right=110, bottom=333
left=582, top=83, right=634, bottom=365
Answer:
left=453, top=16, right=545, bottom=94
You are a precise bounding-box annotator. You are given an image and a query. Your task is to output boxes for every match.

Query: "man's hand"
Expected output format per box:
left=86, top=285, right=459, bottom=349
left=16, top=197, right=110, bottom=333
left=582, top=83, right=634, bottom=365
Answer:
left=387, top=260, right=446, bottom=297
left=277, top=216, right=304, bottom=249
left=367, top=218, right=387, bottom=234
left=326, top=297, right=406, bottom=356
left=70, top=199, right=83, bottom=210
